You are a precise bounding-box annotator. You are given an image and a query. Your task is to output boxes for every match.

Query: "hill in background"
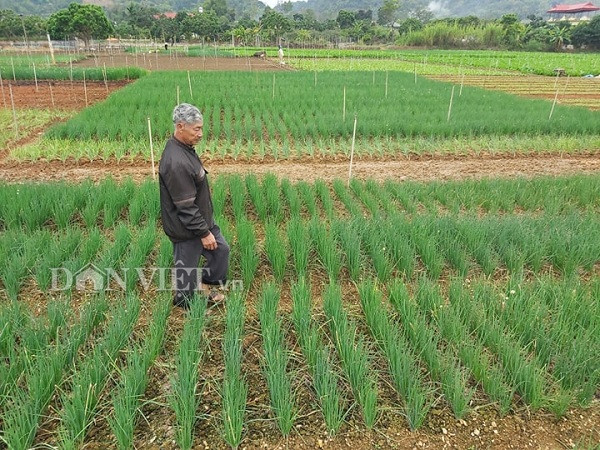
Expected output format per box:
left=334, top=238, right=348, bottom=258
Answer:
left=0, top=0, right=558, bottom=19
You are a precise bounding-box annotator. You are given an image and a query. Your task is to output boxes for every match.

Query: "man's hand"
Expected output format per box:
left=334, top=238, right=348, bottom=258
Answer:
left=201, top=232, right=218, bottom=251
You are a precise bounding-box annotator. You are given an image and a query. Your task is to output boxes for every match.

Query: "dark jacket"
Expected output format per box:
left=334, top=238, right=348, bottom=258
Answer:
left=159, top=136, right=214, bottom=242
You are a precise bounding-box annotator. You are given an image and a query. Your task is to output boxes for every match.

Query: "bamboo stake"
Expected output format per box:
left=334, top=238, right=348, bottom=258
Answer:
left=447, top=85, right=455, bottom=122
left=32, top=62, right=38, bottom=92
left=385, top=71, right=389, bottom=98
left=11, top=57, right=15, bottom=81
left=9, top=84, right=18, bottom=139
left=83, top=70, right=88, bottom=107
left=103, top=63, right=108, bottom=93
left=554, top=71, right=560, bottom=89
left=187, top=70, right=193, bottom=100
left=47, top=32, right=55, bottom=64
left=69, top=58, right=73, bottom=82
left=148, top=117, right=157, bottom=180
left=347, top=115, right=357, bottom=186
left=49, top=82, right=55, bottom=107
left=549, top=85, right=560, bottom=120
left=459, top=72, right=465, bottom=96
left=0, top=69, right=6, bottom=108
left=343, top=86, right=346, bottom=122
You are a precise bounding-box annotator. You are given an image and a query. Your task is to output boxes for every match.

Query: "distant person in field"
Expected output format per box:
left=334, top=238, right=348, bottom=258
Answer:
left=278, top=45, right=284, bottom=65
left=159, top=103, right=229, bottom=308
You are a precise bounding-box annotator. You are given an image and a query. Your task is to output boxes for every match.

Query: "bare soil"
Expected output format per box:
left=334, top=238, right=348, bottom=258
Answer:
left=74, top=54, right=290, bottom=72
left=1, top=80, right=127, bottom=110
left=1, top=152, right=599, bottom=184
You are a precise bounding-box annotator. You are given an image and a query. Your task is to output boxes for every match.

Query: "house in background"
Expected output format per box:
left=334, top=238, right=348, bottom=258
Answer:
left=547, top=2, right=600, bottom=23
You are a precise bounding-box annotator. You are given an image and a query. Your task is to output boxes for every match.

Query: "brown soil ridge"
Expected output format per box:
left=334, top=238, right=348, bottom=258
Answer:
left=1, top=152, right=600, bottom=183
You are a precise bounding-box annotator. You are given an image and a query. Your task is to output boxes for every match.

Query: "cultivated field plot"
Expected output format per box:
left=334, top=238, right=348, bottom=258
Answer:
left=73, top=54, right=285, bottom=72
left=12, top=70, right=600, bottom=162
left=429, top=74, right=600, bottom=110
left=0, top=174, right=599, bottom=449
left=290, top=57, right=515, bottom=75
left=0, top=53, right=144, bottom=82
left=236, top=48, right=600, bottom=77
left=1, top=81, right=128, bottom=110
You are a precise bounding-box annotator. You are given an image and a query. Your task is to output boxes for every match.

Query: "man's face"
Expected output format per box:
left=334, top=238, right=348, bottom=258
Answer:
left=176, top=121, right=203, bottom=146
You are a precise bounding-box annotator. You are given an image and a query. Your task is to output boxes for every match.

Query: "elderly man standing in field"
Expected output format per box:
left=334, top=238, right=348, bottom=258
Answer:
left=159, top=103, right=229, bottom=308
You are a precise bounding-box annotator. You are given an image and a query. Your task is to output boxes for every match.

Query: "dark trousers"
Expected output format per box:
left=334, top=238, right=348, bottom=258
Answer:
left=173, top=225, right=230, bottom=305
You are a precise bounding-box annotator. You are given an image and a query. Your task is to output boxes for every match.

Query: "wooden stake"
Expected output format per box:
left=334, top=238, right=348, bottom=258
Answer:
left=343, top=86, right=346, bottom=122
left=148, top=117, right=157, bottom=180
left=11, top=57, right=15, bottom=81
left=49, top=82, right=55, bottom=107
left=447, top=85, right=455, bottom=122
left=385, top=71, right=389, bottom=98
left=549, top=85, right=559, bottom=120
left=32, top=62, right=38, bottom=92
left=347, top=115, right=357, bottom=186
left=83, top=70, right=88, bottom=107
left=46, top=32, right=55, bottom=64
left=0, top=69, right=6, bottom=108
left=187, top=70, right=193, bottom=100
left=103, top=62, right=108, bottom=93
left=9, top=84, right=18, bottom=139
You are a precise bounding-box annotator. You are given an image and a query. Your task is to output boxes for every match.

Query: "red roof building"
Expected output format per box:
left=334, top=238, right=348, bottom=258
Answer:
left=547, top=2, right=599, bottom=21
left=547, top=2, right=599, bottom=13
left=153, top=12, right=178, bottom=19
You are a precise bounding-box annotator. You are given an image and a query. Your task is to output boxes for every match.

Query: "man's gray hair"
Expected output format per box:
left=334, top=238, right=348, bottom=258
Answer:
left=173, top=103, right=203, bottom=125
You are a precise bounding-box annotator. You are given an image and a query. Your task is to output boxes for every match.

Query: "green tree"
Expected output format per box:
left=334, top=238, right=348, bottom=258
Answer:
left=126, top=3, right=157, bottom=30
left=336, top=10, right=356, bottom=29
left=549, top=25, right=571, bottom=51
left=48, top=3, right=113, bottom=48
left=377, top=0, right=399, bottom=27
left=397, top=17, right=423, bottom=34
left=0, top=10, right=18, bottom=38
left=203, top=0, right=233, bottom=19
left=260, top=9, right=291, bottom=43
left=571, top=16, right=600, bottom=49
left=499, top=13, right=525, bottom=48
left=184, top=10, right=223, bottom=40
